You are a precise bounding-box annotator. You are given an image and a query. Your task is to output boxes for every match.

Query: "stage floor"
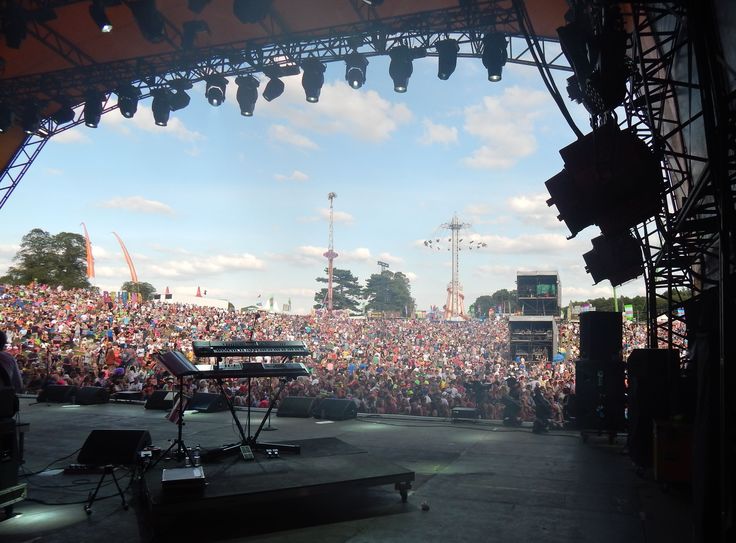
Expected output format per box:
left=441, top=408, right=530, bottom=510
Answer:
left=0, top=399, right=692, bottom=543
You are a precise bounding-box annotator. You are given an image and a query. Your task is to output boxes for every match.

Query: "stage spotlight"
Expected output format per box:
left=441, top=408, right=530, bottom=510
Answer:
left=301, top=58, right=325, bottom=103
left=83, top=91, right=104, bottom=128
left=20, top=104, right=40, bottom=134
left=482, top=33, right=507, bottom=82
left=262, top=76, right=284, bottom=102
left=235, top=75, right=259, bottom=116
left=362, top=0, right=383, bottom=5
left=169, top=79, right=192, bottom=111
left=389, top=45, right=413, bottom=93
left=205, top=75, right=228, bottom=106
left=345, top=52, right=368, bottom=89
left=233, top=0, right=271, bottom=24
left=2, top=1, right=27, bottom=49
left=435, top=39, right=459, bottom=80
left=52, top=102, right=75, bottom=125
left=128, top=0, right=165, bottom=43
left=151, top=89, right=170, bottom=126
left=187, top=0, right=211, bottom=13
left=89, top=1, right=113, bottom=33
left=0, top=104, right=12, bottom=132
left=116, top=85, right=141, bottom=118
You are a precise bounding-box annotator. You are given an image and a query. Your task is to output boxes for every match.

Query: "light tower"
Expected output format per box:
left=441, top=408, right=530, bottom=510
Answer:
left=323, top=192, right=338, bottom=312
left=424, top=214, right=487, bottom=320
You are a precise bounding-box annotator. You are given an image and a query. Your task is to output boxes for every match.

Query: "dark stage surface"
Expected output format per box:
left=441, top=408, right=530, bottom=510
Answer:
left=0, top=399, right=691, bottom=543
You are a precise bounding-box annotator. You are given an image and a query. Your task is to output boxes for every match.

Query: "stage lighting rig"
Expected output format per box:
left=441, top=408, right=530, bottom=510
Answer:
left=20, top=103, right=40, bottom=134
left=151, top=88, right=170, bottom=126
left=345, top=52, right=368, bottom=89
left=169, top=79, right=192, bottom=111
left=235, top=75, right=259, bottom=116
left=234, top=0, right=271, bottom=24
left=301, top=58, right=326, bottom=103
left=83, top=91, right=104, bottom=128
left=89, top=1, right=113, bottom=33
left=389, top=45, right=425, bottom=93
left=435, top=39, right=459, bottom=80
left=482, top=33, right=507, bottom=82
left=262, top=77, right=284, bottom=102
left=205, top=75, right=228, bottom=106
left=52, top=101, right=75, bottom=125
left=188, top=0, right=211, bottom=13
left=1, top=1, right=27, bottom=49
left=128, top=0, right=165, bottom=43
left=116, top=85, right=141, bottom=118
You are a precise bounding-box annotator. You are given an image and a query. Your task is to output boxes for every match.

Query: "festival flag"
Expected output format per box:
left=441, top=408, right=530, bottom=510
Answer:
left=81, top=222, right=95, bottom=279
left=196, top=286, right=202, bottom=297
left=165, top=286, right=170, bottom=295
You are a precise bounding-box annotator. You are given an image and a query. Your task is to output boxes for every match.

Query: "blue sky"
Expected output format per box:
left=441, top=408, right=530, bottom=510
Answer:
left=0, top=53, right=645, bottom=313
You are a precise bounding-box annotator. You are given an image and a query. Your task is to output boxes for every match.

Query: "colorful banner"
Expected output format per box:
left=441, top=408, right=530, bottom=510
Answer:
left=624, top=304, right=634, bottom=321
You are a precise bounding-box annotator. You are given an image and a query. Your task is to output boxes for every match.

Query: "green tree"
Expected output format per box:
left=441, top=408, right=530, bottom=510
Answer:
left=0, top=228, right=90, bottom=288
left=314, top=268, right=364, bottom=312
left=120, top=281, right=156, bottom=301
left=364, top=270, right=415, bottom=315
left=471, top=289, right=518, bottom=317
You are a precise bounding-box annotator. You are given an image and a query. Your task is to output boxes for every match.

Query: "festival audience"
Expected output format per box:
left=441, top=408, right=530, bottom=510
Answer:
left=0, top=283, right=664, bottom=422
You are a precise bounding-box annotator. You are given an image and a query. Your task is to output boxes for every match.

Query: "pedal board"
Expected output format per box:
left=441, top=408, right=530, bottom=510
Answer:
left=239, top=445, right=255, bottom=461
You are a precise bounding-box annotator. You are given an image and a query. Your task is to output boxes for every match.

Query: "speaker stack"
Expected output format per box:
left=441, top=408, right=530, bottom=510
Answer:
left=277, top=396, right=317, bottom=418
left=75, top=386, right=110, bottom=405
left=313, top=398, right=358, bottom=421
left=574, top=312, right=626, bottom=435
left=188, top=392, right=228, bottom=413
left=78, top=430, right=152, bottom=466
left=37, top=385, right=77, bottom=404
left=144, top=390, right=174, bottom=410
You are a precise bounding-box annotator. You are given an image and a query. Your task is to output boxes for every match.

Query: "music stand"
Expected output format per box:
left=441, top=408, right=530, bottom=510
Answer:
left=151, top=351, right=198, bottom=466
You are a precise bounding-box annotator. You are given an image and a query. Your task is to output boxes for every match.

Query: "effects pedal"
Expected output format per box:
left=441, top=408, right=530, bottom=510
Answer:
left=239, top=445, right=255, bottom=461
left=265, top=448, right=279, bottom=459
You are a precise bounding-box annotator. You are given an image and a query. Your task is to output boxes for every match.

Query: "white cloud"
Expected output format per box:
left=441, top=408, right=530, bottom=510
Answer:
left=97, top=196, right=174, bottom=215
left=507, top=193, right=565, bottom=229
left=462, top=85, right=550, bottom=169
left=318, top=208, right=354, bottom=223
left=52, top=129, right=91, bottom=144
left=403, top=271, right=417, bottom=282
left=94, top=265, right=131, bottom=278
left=341, top=248, right=372, bottom=262
left=148, top=253, right=264, bottom=277
left=104, top=101, right=204, bottom=143
left=0, top=243, right=19, bottom=257
left=418, top=119, right=458, bottom=145
left=274, top=170, right=309, bottom=182
left=258, top=78, right=413, bottom=143
left=472, top=233, right=575, bottom=254
left=377, top=252, right=403, bottom=265
left=45, top=167, right=64, bottom=175
left=465, top=203, right=492, bottom=216
left=268, top=124, right=319, bottom=149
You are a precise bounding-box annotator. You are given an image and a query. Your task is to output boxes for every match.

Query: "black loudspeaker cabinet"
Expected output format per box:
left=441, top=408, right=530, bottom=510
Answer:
left=574, top=358, right=626, bottom=434
left=579, top=311, right=622, bottom=362
left=144, top=390, right=174, bottom=410
left=0, top=419, right=19, bottom=490
left=188, top=392, right=228, bottom=413
left=38, top=385, right=77, bottom=403
left=627, top=349, right=681, bottom=468
left=75, top=386, right=110, bottom=405
left=77, top=429, right=152, bottom=466
left=277, top=396, right=316, bottom=418
left=313, top=398, right=358, bottom=421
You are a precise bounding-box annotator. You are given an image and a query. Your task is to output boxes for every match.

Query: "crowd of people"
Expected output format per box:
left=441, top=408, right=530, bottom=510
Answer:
left=0, top=283, right=656, bottom=423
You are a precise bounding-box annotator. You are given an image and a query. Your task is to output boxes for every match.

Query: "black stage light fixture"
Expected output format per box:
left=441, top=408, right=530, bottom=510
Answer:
left=389, top=45, right=413, bottom=93
left=20, top=104, right=40, bottom=134
left=128, top=0, right=165, bottom=43
left=116, top=85, right=141, bottom=118
left=482, top=33, right=507, bottom=82
left=345, top=52, right=368, bottom=89
left=435, top=38, right=459, bottom=80
left=234, top=0, right=271, bottom=24
left=188, top=0, right=211, bottom=13
left=83, top=91, right=104, bottom=128
left=362, top=0, right=384, bottom=5
left=262, top=76, right=284, bottom=102
left=89, top=1, right=113, bottom=33
left=2, top=1, right=28, bottom=49
left=169, top=79, right=192, bottom=111
left=52, top=101, right=75, bottom=125
left=151, top=88, right=170, bottom=126
left=301, top=58, right=326, bottom=103
left=0, top=104, right=12, bottom=132
left=235, top=75, right=259, bottom=116
left=205, top=75, right=228, bottom=106
left=182, top=20, right=208, bottom=49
